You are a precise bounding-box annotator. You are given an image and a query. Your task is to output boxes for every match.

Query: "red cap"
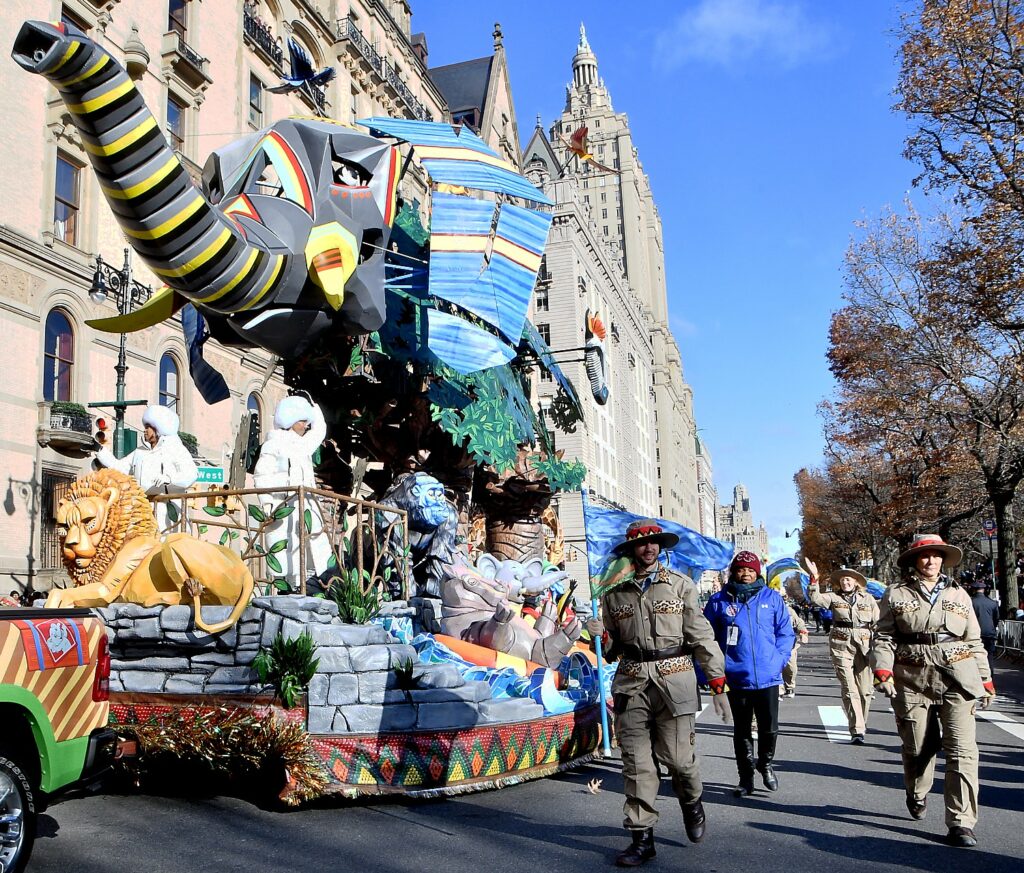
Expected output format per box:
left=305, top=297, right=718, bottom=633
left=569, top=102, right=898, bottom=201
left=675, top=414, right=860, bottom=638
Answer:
left=731, top=551, right=761, bottom=576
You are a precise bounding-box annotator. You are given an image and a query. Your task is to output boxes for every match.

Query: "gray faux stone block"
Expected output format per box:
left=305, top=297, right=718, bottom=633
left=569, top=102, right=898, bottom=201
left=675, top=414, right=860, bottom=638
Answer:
left=189, top=652, right=235, bottom=665
left=386, top=644, right=418, bottom=667
left=416, top=702, right=480, bottom=730
left=408, top=683, right=491, bottom=704
left=163, top=627, right=237, bottom=649
left=165, top=676, right=207, bottom=694
left=336, top=704, right=384, bottom=733
left=348, top=645, right=391, bottom=672
left=330, top=673, right=360, bottom=705
left=308, top=624, right=371, bottom=647
left=260, top=612, right=283, bottom=647
left=251, top=595, right=326, bottom=617
left=355, top=672, right=388, bottom=704
left=204, top=683, right=253, bottom=694
left=414, top=664, right=465, bottom=689
left=118, top=619, right=162, bottom=641
left=108, top=676, right=125, bottom=692
left=209, top=666, right=256, bottom=685
left=110, top=657, right=189, bottom=673
left=331, top=710, right=350, bottom=732
left=365, top=626, right=391, bottom=644
left=308, top=674, right=329, bottom=706
left=378, top=704, right=417, bottom=732
left=378, top=600, right=416, bottom=617
left=307, top=705, right=336, bottom=733
left=280, top=618, right=306, bottom=641
left=315, top=646, right=351, bottom=673
left=159, top=605, right=194, bottom=631
left=120, top=672, right=167, bottom=693
left=477, top=699, right=544, bottom=724
left=112, top=604, right=163, bottom=619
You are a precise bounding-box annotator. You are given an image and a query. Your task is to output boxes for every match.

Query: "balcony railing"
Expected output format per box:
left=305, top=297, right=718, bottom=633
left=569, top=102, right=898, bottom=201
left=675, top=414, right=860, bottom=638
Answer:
left=161, top=31, right=212, bottom=90
left=36, top=401, right=95, bottom=451
left=337, top=16, right=432, bottom=122
left=243, top=7, right=283, bottom=68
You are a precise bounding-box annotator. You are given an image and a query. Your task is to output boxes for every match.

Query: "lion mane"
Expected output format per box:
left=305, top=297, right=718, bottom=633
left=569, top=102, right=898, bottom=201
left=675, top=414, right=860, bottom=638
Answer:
left=61, top=468, right=157, bottom=587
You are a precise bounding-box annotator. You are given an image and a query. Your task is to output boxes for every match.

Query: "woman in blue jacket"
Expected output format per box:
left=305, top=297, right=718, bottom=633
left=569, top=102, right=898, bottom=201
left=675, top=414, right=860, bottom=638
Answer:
left=704, top=551, right=795, bottom=797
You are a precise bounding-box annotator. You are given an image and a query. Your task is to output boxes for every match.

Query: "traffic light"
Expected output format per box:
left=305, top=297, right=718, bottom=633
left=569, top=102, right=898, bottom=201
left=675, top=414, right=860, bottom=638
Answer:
left=94, top=415, right=109, bottom=447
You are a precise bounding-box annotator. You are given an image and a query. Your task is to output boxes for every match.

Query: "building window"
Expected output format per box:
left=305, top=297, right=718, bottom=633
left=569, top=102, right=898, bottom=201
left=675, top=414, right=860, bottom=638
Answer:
left=168, top=0, right=188, bottom=39
left=53, top=153, right=81, bottom=245
left=248, top=74, right=264, bottom=128
left=601, top=192, right=607, bottom=203
left=41, top=469, right=77, bottom=570
left=350, top=87, right=359, bottom=122
left=159, top=353, right=180, bottom=410
left=43, top=309, right=74, bottom=402
left=61, top=6, right=91, bottom=32
left=601, top=208, right=607, bottom=219
left=537, top=323, right=551, bottom=344
left=167, top=93, right=185, bottom=152
left=535, top=283, right=549, bottom=312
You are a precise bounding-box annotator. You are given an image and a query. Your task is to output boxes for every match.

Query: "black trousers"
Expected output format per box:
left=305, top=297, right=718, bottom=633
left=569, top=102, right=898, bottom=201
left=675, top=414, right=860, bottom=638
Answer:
left=728, top=686, right=780, bottom=739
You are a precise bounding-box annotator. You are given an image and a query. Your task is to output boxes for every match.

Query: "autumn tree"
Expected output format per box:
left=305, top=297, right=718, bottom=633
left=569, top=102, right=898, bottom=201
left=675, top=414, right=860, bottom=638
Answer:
left=831, top=205, right=1024, bottom=612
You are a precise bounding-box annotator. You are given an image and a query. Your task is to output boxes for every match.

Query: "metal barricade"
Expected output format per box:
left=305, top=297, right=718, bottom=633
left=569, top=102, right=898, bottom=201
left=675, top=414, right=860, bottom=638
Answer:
left=996, top=619, right=1024, bottom=656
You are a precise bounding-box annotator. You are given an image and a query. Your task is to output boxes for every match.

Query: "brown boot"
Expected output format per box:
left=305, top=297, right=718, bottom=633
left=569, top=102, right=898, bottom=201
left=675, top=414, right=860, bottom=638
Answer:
left=615, top=829, right=656, bottom=867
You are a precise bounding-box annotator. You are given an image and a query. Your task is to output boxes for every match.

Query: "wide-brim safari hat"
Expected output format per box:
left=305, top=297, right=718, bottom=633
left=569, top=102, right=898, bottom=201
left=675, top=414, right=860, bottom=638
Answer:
left=829, top=567, right=867, bottom=589
left=897, top=534, right=963, bottom=570
left=612, top=519, right=679, bottom=555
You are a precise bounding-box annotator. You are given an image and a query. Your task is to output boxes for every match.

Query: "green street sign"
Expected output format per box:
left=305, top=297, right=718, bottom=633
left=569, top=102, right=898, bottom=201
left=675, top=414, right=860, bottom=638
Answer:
left=197, top=466, right=224, bottom=484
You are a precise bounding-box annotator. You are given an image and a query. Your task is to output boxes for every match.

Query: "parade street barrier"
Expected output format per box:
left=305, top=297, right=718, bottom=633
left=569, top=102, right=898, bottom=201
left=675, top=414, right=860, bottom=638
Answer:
left=997, top=620, right=1024, bottom=656
left=151, top=487, right=410, bottom=599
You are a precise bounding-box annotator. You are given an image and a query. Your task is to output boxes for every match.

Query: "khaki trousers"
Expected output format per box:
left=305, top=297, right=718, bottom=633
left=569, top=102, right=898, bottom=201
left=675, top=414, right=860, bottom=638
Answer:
left=783, top=650, right=798, bottom=692
left=614, top=682, right=699, bottom=831
left=893, top=689, right=979, bottom=828
left=833, top=650, right=873, bottom=736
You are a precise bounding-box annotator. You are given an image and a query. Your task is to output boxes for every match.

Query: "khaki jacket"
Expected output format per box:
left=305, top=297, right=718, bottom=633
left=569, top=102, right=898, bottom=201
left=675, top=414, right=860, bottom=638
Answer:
left=871, top=575, right=991, bottom=698
left=808, top=582, right=878, bottom=660
left=602, top=565, right=726, bottom=716
left=787, top=605, right=808, bottom=646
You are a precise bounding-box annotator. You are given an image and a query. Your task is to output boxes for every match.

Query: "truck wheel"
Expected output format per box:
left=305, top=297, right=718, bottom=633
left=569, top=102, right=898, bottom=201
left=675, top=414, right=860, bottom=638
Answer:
left=0, top=753, right=36, bottom=873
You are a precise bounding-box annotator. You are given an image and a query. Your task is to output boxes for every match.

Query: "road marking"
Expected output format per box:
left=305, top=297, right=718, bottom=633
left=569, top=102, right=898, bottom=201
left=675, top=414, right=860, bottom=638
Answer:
left=818, top=705, right=852, bottom=743
left=977, top=709, right=1024, bottom=743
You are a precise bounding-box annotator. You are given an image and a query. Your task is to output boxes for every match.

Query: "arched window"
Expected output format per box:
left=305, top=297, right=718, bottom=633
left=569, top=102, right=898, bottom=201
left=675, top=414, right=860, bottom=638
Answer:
left=246, top=391, right=262, bottom=437
left=43, top=309, right=74, bottom=401
left=159, top=353, right=180, bottom=410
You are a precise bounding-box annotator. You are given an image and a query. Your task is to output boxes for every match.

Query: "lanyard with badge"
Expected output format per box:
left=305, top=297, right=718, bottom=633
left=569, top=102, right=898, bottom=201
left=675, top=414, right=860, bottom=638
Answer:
left=725, top=601, right=741, bottom=646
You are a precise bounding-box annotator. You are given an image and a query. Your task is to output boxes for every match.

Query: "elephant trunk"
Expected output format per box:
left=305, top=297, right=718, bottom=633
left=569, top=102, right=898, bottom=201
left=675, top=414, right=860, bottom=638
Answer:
left=12, top=20, right=284, bottom=314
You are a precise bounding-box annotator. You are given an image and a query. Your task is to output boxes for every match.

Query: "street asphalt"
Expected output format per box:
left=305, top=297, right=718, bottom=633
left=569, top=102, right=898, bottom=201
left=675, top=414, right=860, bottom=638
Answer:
left=29, top=634, right=1024, bottom=873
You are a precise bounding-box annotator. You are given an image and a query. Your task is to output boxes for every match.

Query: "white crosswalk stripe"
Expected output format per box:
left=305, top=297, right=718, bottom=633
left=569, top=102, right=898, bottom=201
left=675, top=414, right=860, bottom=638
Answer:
left=977, top=708, right=1024, bottom=743
left=818, top=705, right=853, bottom=743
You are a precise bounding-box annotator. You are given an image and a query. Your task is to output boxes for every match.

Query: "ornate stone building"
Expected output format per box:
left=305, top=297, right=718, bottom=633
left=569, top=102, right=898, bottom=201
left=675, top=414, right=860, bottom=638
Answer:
left=717, top=484, right=769, bottom=562
left=0, top=0, right=455, bottom=592
left=547, top=26, right=702, bottom=530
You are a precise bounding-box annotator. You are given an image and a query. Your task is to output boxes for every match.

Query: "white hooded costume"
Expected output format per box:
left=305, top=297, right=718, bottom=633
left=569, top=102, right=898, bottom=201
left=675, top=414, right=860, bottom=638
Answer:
left=253, top=396, right=333, bottom=584
left=95, top=405, right=198, bottom=530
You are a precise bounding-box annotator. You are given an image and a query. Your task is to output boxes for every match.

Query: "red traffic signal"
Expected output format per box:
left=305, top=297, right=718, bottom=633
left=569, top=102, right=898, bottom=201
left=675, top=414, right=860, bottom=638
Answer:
left=95, top=416, right=109, bottom=445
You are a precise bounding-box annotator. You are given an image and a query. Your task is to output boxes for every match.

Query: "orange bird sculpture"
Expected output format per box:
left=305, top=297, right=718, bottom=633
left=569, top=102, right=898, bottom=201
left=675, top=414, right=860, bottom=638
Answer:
left=558, top=125, right=621, bottom=175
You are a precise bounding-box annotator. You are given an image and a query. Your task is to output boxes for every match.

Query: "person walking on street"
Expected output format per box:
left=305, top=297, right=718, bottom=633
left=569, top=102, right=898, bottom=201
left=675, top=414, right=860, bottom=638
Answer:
left=804, top=561, right=879, bottom=743
left=968, top=580, right=1000, bottom=657
left=872, top=534, right=995, bottom=849
left=781, top=598, right=809, bottom=698
left=704, top=551, right=795, bottom=797
left=589, top=519, right=732, bottom=867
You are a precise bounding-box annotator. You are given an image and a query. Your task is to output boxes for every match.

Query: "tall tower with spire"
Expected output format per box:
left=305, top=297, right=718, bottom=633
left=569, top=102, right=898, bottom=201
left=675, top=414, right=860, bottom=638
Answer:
left=543, top=23, right=703, bottom=530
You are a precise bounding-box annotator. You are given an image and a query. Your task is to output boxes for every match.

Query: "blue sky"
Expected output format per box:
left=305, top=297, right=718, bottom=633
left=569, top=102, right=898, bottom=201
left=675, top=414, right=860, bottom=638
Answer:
left=412, top=1, right=917, bottom=557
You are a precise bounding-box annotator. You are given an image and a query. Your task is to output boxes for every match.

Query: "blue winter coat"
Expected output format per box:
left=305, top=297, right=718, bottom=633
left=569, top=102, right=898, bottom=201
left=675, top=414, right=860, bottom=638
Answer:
left=704, top=584, right=795, bottom=690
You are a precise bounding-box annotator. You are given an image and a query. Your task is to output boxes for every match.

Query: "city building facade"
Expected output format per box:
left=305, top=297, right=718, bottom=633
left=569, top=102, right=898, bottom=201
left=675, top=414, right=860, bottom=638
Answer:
left=548, top=26, right=702, bottom=530
left=0, top=0, right=454, bottom=592
left=717, top=483, right=770, bottom=562
left=695, top=434, right=717, bottom=538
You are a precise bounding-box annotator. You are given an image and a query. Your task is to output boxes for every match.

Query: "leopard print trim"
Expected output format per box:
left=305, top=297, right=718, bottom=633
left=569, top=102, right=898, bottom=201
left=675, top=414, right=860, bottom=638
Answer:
left=896, top=647, right=926, bottom=666
left=942, top=644, right=974, bottom=665
left=619, top=659, right=642, bottom=678
left=653, top=599, right=686, bottom=615
left=830, top=629, right=852, bottom=641
left=655, top=655, right=694, bottom=677
left=609, top=603, right=635, bottom=621
left=890, top=599, right=920, bottom=616
left=942, top=600, right=971, bottom=619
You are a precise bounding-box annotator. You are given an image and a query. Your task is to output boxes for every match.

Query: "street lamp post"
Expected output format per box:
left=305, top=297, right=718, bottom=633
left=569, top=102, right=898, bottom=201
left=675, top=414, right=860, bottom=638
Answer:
left=88, top=247, right=151, bottom=457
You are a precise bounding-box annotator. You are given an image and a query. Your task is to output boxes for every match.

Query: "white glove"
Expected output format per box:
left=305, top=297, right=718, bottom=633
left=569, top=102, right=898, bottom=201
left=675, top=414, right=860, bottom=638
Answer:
left=585, top=617, right=605, bottom=637
left=711, top=693, right=733, bottom=724
left=876, top=678, right=897, bottom=699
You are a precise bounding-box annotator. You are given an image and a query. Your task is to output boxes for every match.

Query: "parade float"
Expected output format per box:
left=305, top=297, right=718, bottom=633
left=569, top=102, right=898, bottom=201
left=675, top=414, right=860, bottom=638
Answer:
left=12, top=19, right=608, bottom=802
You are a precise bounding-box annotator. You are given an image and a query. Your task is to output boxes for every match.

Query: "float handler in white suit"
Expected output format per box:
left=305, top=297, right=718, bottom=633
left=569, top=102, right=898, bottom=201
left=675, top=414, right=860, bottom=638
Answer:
left=94, top=405, right=198, bottom=531
left=253, top=395, right=333, bottom=586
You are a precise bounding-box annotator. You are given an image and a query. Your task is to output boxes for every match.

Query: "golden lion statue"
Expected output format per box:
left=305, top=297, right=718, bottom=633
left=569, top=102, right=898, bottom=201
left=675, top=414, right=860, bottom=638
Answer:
left=46, top=469, right=254, bottom=634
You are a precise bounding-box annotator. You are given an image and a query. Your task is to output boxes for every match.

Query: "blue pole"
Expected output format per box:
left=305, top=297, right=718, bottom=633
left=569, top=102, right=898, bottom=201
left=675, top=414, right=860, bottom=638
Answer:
left=592, top=594, right=612, bottom=756
left=581, top=488, right=612, bottom=756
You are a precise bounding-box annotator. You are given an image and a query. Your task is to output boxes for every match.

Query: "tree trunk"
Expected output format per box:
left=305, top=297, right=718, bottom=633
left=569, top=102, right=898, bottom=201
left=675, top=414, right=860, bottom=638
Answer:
left=992, top=495, right=1019, bottom=618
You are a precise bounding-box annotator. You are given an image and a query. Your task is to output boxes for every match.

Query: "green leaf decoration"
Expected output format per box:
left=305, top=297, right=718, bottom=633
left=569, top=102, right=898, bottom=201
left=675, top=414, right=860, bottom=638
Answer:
left=327, top=552, right=338, bottom=570
left=273, top=577, right=291, bottom=592
left=304, top=508, right=313, bottom=533
left=266, top=553, right=283, bottom=574
left=247, top=504, right=267, bottom=522
left=230, top=530, right=240, bottom=540
left=198, top=524, right=208, bottom=534
left=273, top=504, right=295, bottom=520
left=166, top=501, right=180, bottom=524
left=269, top=539, right=288, bottom=554
left=202, top=505, right=227, bottom=517
left=219, top=530, right=230, bottom=546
